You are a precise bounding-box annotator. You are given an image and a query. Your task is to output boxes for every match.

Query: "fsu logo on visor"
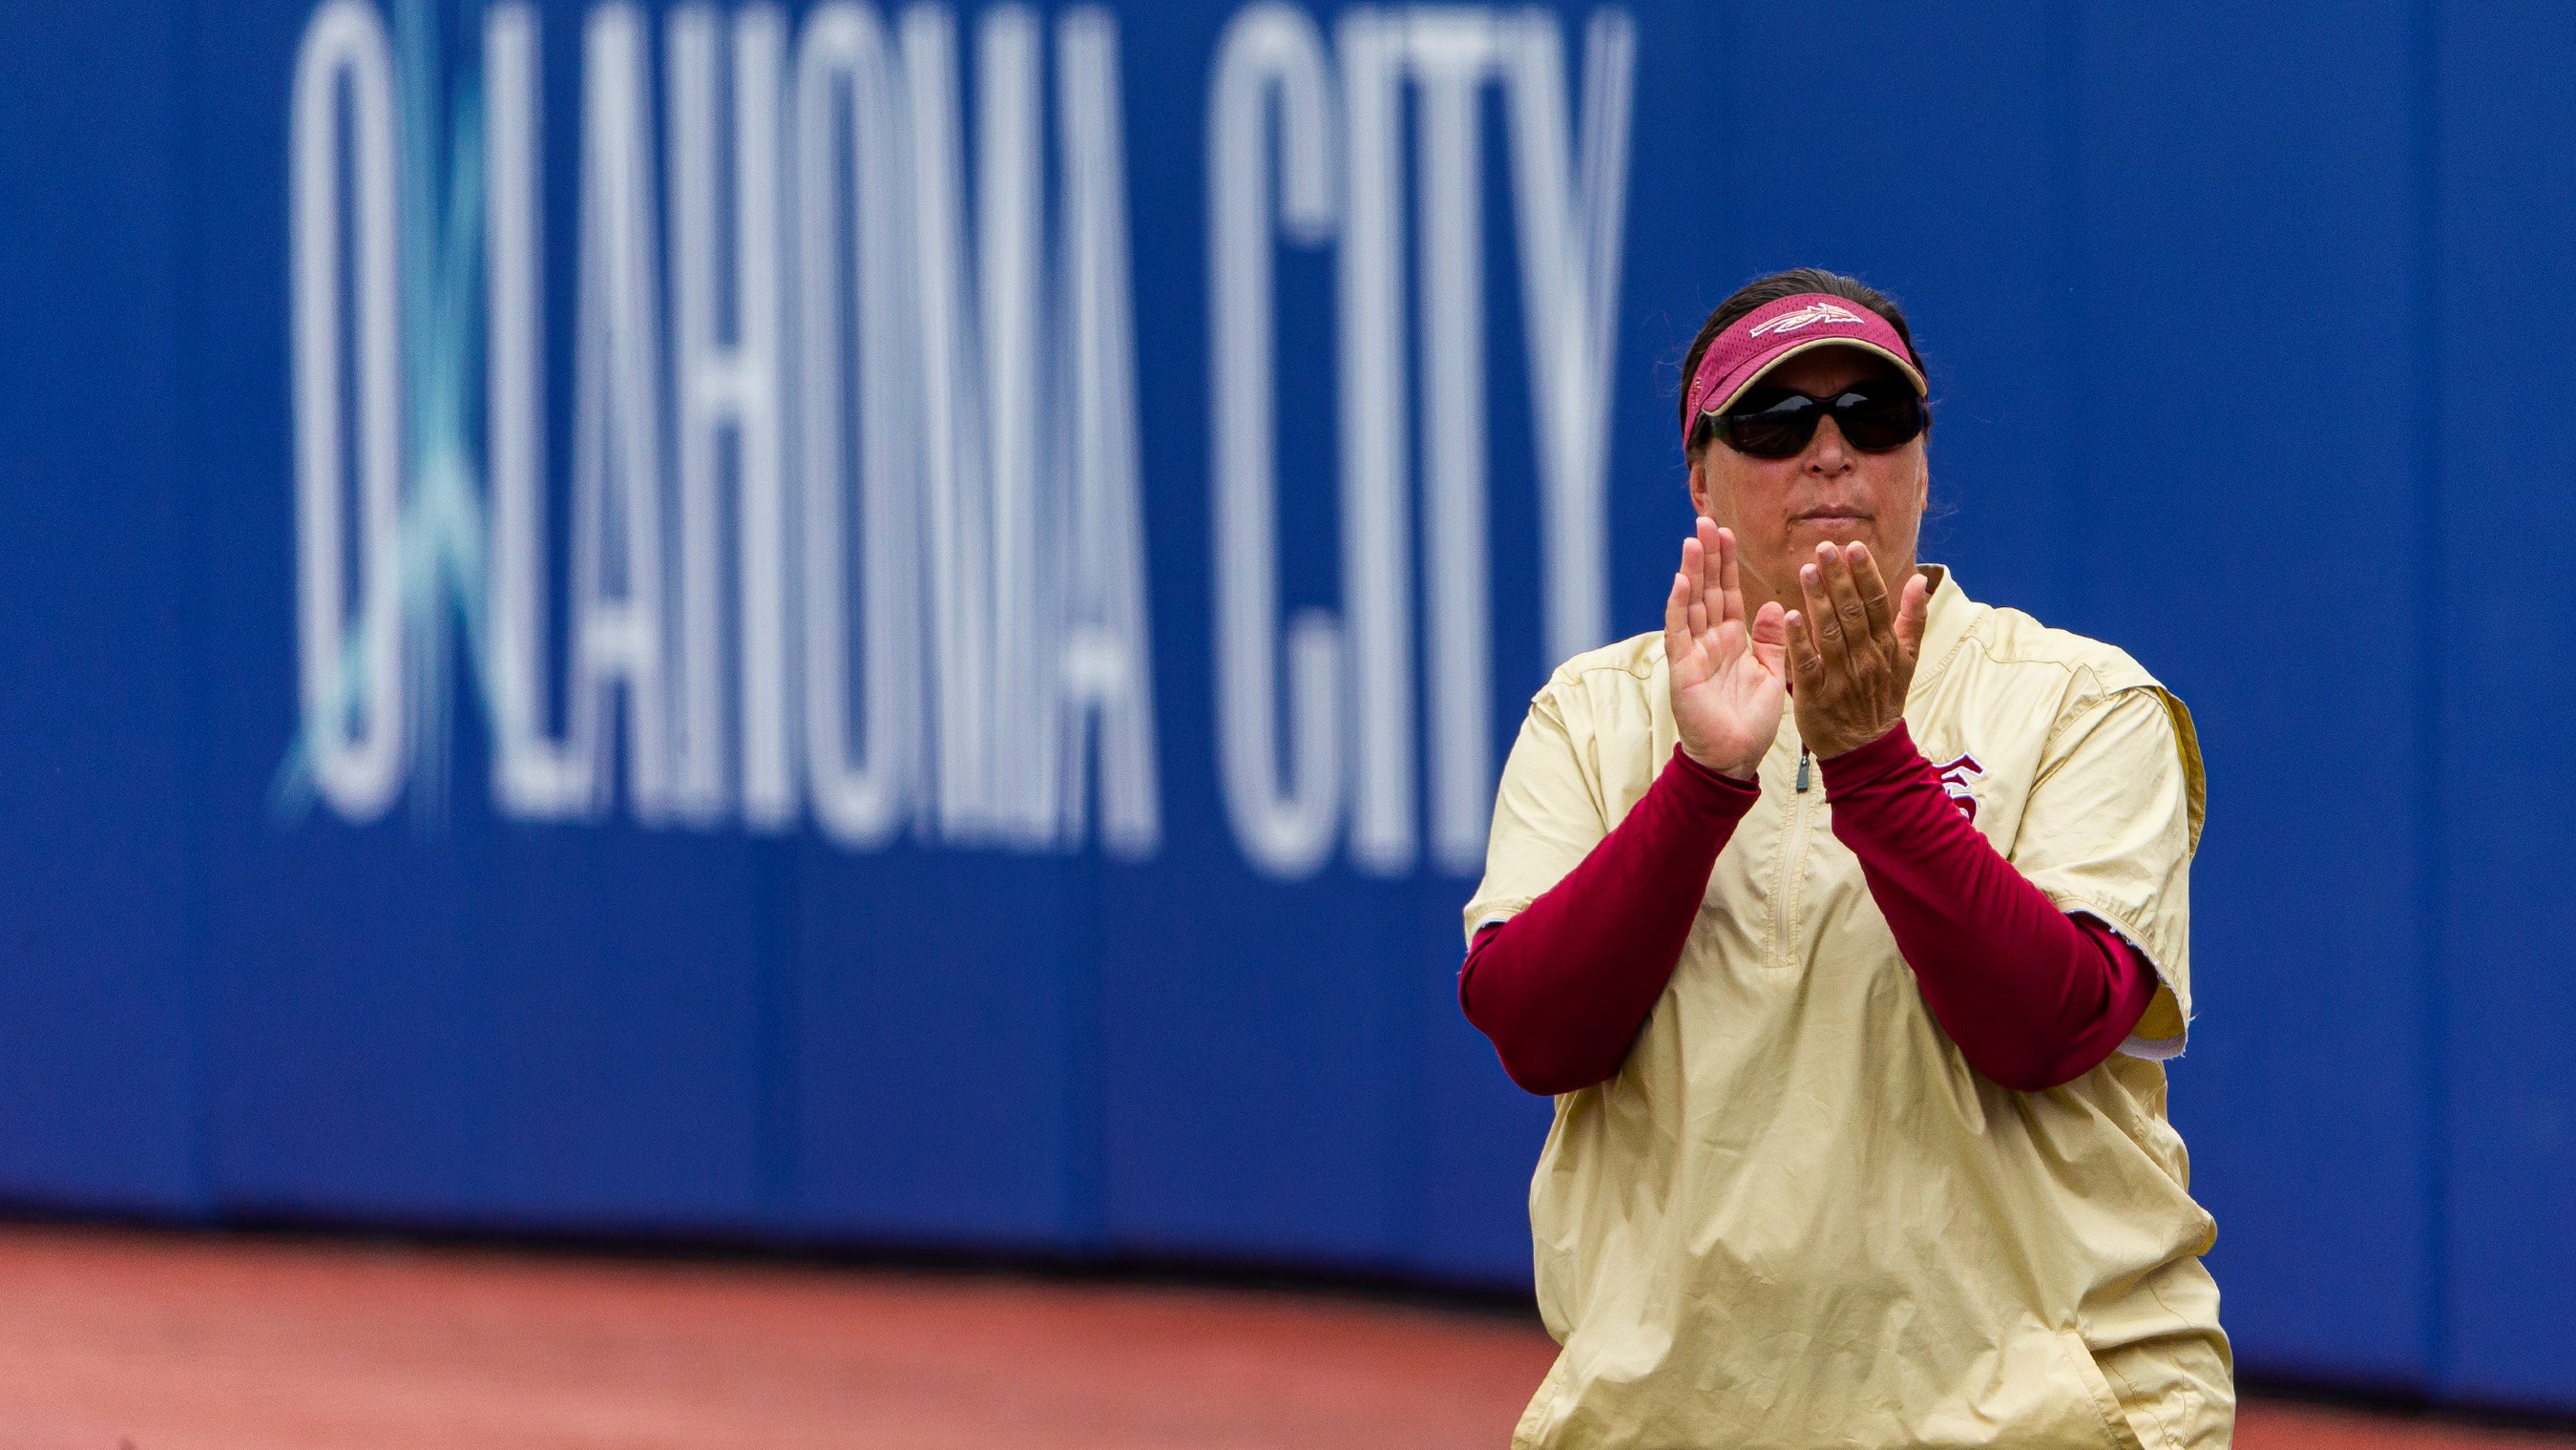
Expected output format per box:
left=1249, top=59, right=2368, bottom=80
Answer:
left=1934, top=753, right=1986, bottom=823
left=1749, top=301, right=1866, bottom=337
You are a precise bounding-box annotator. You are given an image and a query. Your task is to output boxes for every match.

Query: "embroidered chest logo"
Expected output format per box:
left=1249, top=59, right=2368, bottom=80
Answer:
left=1934, top=753, right=1986, bottom=822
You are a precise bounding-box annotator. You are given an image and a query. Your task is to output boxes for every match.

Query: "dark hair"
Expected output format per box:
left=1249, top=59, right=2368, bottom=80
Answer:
left=1679, top=267, right=1925, bottom=456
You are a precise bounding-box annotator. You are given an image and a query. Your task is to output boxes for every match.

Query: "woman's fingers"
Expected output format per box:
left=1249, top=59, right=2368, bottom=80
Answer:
left=1713, top=524, right=1744, bottom=630
left=1749, top=599, right=1789, bottom=676
left=1846, top=543, right=1897, bottom=650
left=1817, top=543, right=1879, bottom=667
left=1664, top=567, right=1692, bottom=664
left=1895, top=571, right=1932, bottom=659
left=1784, top=608, right=1826, bottom=684
left=1682, top=534, right=1709, bottom=642
left=1697, top=518, right=1729, bottom=631
left=1798, top=557, right=1852, bottom=676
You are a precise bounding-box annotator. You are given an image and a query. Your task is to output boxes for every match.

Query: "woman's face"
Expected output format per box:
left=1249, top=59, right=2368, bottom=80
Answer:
left=1687, top=346, right=1930, bottom=612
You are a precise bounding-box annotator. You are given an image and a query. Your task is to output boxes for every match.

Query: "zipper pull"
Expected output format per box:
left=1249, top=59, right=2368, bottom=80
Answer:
left=1795, top=744, right=1812, bottom=793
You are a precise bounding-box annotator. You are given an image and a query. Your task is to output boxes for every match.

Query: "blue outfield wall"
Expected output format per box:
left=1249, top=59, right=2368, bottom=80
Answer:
left=0, top=0, right=2566, bottom=1410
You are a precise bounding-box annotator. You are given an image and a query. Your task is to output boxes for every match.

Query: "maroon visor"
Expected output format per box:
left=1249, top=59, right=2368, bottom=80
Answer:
left=1682, top=292, right=1927, bottom=447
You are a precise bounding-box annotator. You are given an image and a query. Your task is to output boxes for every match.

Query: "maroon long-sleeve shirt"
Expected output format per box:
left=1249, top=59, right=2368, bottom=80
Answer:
left=1458, top=723, right=2158, bottom=1096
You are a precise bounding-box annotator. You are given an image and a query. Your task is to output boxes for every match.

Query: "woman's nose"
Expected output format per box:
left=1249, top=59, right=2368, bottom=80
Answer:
left=1806, top=416, right=1856, bottom=473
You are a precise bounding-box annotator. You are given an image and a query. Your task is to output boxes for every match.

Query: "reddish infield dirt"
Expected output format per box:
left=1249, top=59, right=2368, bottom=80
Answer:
left=0, top=1225, right=2563, bottom=1450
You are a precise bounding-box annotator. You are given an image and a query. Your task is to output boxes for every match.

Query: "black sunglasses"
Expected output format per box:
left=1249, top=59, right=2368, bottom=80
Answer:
left=1704, top=385, right=1927, bottom=459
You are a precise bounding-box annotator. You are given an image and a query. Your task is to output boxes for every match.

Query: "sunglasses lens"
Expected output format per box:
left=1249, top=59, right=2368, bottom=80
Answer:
left=1714, top=389, right=1924, bottom=457
left=1834, top=392, right=1926, bottom=452
left=1716, top=397, right=1818, bottom=458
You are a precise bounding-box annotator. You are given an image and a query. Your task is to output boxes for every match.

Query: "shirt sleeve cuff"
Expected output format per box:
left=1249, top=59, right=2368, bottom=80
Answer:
left=1813, top=720, right=1923, bottom=795
left=1667, top=745, right=1764, bottom=812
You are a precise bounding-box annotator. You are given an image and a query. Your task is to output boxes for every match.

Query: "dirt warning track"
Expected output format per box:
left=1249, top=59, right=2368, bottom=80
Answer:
left=0, top=1225, right=2559, bottom=1450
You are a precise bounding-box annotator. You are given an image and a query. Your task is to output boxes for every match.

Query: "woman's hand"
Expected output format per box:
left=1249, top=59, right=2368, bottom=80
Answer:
left=1665, top=518, right=1789, bottom=779
left=1785, top=540, right=1931, bottom=758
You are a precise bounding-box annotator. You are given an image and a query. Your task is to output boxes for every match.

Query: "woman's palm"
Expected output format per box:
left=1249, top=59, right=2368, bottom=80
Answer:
left=1665, top=521, right=1789, bottom=778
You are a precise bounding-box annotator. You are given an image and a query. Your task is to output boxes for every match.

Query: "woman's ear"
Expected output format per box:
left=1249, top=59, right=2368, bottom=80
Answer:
left=1687, top=453, right=1710, bottom=517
